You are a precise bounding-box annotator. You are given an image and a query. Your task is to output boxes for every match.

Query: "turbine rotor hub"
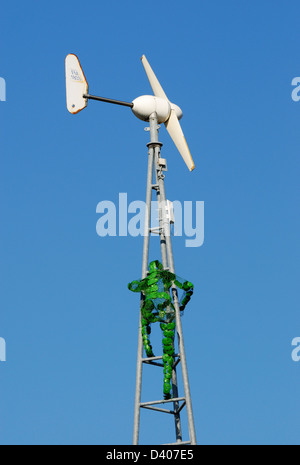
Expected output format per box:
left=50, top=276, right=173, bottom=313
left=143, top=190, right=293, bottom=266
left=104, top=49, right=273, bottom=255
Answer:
left=132, top=95, right=171, bottom=123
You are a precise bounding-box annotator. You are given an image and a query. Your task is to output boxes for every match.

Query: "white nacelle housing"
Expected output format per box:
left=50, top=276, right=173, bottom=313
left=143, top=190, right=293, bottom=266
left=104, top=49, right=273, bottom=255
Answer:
left=132, top=95, right=171, bottom=123
left=171, top=103, right=183, bottom=121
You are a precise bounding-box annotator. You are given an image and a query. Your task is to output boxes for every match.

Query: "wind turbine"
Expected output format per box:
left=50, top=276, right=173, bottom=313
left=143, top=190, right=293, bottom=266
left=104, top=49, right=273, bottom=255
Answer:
left=65, top=53, right=197, bottom=445
left=65, top=54, right=195, bottom=171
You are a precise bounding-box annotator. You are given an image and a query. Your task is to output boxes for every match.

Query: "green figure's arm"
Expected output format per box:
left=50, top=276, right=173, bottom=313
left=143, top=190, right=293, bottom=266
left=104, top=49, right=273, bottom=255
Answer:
left=128, top=278, right=148, bottom=293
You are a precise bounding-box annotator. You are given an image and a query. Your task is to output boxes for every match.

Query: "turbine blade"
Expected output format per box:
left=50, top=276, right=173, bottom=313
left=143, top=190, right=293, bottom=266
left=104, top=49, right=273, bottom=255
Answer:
left=141, top=55, right=169, bottom=100
left=165, top=110, right=195, bottom=172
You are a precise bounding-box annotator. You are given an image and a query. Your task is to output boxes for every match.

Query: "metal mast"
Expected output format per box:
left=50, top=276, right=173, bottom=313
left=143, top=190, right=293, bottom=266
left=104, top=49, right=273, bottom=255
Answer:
left=133, top=113, right=197, bottom=445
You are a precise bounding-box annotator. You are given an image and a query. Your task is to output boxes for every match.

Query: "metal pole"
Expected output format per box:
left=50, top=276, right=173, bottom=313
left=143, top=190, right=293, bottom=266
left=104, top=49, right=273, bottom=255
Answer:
left=150, top=118, right=182, bottom=443
left=133, top=117, right=155, bottom=445
left=83, top=93, right=133, bottom=108
left=155, top=142, right=197, bottom=446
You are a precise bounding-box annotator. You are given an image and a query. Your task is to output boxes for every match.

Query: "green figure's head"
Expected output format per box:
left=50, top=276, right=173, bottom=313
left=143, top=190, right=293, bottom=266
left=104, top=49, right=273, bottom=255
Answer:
left=148, top=260, right=163, bottom=272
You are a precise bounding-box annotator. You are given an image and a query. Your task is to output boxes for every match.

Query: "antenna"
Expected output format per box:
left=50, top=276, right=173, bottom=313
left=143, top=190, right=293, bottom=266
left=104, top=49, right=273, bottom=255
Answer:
left=65, top=54, right=197, bottom=445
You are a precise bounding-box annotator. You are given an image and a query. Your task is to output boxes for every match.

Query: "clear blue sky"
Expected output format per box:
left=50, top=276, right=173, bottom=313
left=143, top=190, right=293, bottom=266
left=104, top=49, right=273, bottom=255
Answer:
left=0, top=0, right=299, bottom=445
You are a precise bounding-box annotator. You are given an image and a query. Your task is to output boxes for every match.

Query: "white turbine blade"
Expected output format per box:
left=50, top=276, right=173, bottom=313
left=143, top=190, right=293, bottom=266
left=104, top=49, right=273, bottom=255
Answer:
left=141, top=55, right=194, bottom=171
left=65, top=54, right=89, bottom=114
left=165, top=110, right=195, bottom=172
left=141, top=55, right=169, bottom=100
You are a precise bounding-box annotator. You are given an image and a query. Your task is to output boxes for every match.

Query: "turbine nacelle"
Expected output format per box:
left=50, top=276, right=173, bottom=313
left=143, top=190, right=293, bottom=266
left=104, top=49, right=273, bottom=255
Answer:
left=170, top=103, right=183, bottom=121
left=131, top=96, right=183, bottom=123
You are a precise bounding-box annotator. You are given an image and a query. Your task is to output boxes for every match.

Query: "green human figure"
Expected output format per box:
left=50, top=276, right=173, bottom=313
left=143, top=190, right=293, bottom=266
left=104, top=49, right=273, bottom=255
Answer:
left=128, top=260, right=194, bottom=400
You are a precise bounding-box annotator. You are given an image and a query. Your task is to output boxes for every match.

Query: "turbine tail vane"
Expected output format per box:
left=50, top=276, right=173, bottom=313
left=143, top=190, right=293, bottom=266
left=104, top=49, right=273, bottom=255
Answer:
left=65, top=54, right=88, bottom=114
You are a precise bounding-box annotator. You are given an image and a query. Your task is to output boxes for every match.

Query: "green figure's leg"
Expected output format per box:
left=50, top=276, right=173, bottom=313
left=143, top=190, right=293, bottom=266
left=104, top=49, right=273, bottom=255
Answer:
left=161, top=320, right=176, bottom=400
left=141, top=314, right=154, bottom=358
